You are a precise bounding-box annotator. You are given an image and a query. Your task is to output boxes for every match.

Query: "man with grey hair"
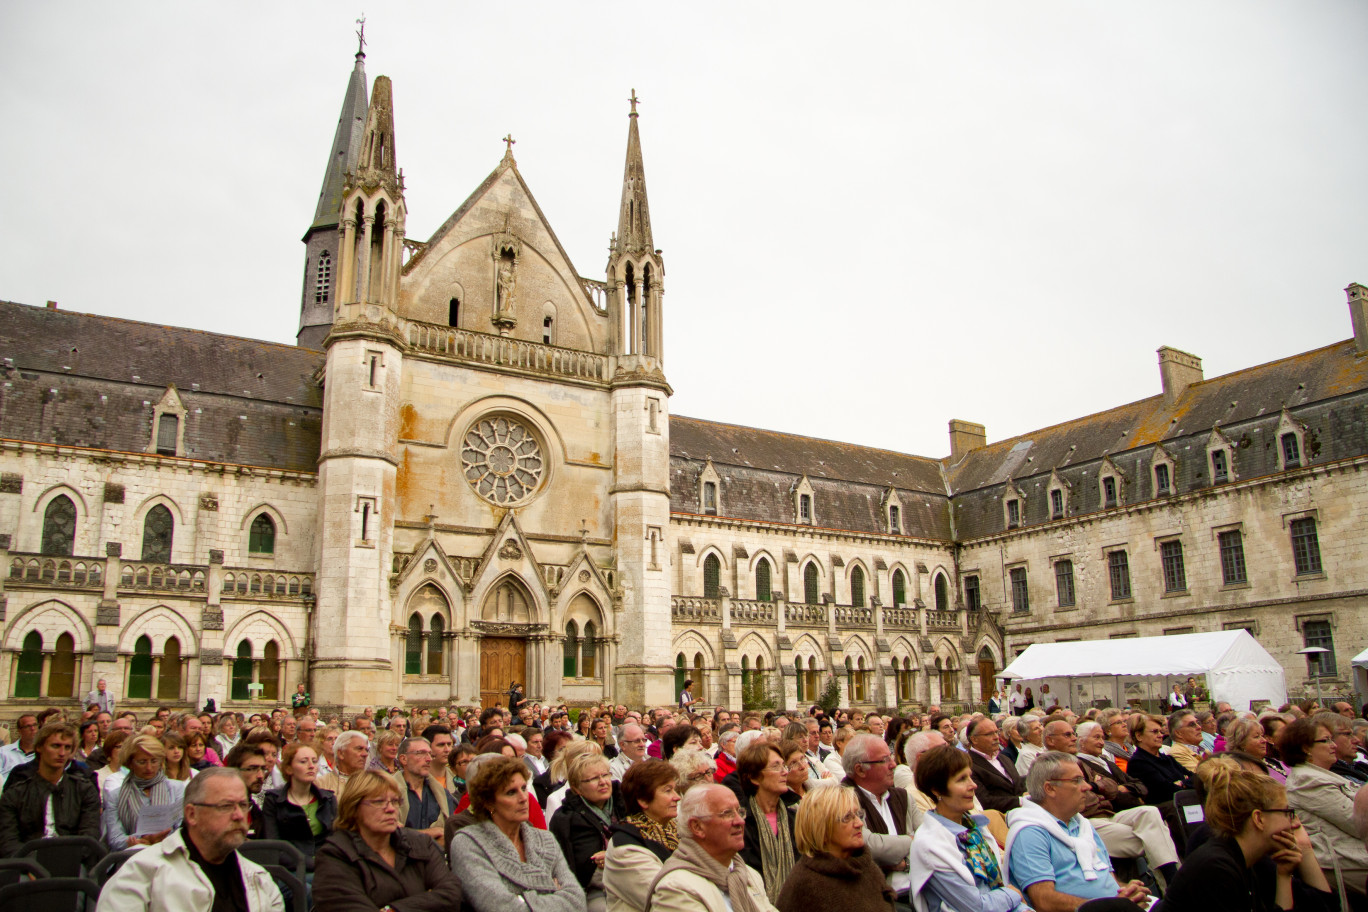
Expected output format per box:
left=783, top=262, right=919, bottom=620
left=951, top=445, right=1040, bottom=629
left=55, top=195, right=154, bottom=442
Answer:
left=611, top=722, right=647, bottom=781
left=967, top=716, right=1025, bottom=812
left=394, top=736, right=449, bottom=845
left=999, top=716, right=1022, bottom=765
left=842, top=733, right=919, bottom=908
left=1013, top=715, right=1044, bottom=778
left=1166, top=710, right=1206, bottom=773
left=651, top=783, right=776, bottom=912
left=98, top=767, right=283, bottom=911
left=317, top=729, right=369, bottom=801
left=1004, top=751, right=1149, bottom=910
left=1070, top=720, right=1179, bottom=888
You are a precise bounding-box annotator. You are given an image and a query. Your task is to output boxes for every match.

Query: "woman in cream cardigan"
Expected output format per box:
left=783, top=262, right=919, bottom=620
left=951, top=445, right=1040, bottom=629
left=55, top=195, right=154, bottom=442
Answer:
left=910, top=746, right=1025, bottom=912
left=1281, top=717, right=1368, bottom=902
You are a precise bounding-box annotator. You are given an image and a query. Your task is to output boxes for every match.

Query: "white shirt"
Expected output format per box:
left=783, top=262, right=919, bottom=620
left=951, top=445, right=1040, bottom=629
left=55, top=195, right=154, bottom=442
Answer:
left=0, top=743, right=35, bottom=788
left=857, top=785, right=911, bottom=895
left=970, top=747, right=1010, bottom=780
left=1041, top=692, right=1060, bottom=710
left=1009, top=691, right=1026, bottom=709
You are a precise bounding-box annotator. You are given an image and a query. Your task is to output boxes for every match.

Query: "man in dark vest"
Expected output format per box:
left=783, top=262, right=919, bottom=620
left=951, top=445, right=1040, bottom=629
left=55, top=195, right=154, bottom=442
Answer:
left=841, top=733, right=920, bottom=912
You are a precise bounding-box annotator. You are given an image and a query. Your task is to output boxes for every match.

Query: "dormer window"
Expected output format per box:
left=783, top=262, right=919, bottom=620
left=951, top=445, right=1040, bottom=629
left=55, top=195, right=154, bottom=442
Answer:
left=1212, top=449, right=1229, bottom=484
left=794, top=476, right=815, bottom=525
left=703, top=482, right=717, bottom=516
left=1281, top=433, right=1301, bottom=469
left=156, top=414, right=179, bottom=456
left=1102, top=477, right=1118, bottom=508
left=889, top=504, right=900, bottom=533
left=1050, top=489, right=1064, bottom=519
left=1154, top=463, right=1171, bottom=496
left=800, top=494, right=812, bottom=523
left=1006, top=499, right=1020, bottom=529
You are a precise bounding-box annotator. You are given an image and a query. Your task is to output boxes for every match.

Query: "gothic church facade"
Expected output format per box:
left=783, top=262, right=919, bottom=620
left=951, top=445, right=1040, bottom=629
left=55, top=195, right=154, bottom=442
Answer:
left=2, top=51, right=1366, bottom=714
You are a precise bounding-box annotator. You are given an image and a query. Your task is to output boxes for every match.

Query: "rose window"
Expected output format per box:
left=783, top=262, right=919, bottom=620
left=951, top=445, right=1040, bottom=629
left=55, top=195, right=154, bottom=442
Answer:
left=461, top=416, right=545, bottom=505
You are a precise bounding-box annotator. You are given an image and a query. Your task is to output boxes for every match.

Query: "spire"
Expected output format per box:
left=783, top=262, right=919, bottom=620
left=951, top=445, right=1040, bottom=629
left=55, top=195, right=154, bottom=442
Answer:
left=308, top=47, right=370, bottom=232
left=353, top=75, right=399, bottom=189
left=616, top=89, right=653, bottom=255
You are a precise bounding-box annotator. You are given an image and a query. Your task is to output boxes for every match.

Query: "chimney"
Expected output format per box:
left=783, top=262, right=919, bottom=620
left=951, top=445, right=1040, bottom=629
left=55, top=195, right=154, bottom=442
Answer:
left=1348, top=283, right=1368, bottom=355
left=1158, top=346, right=1203, bottom=404
left=949, top=419, right=986, bottom=460
left=45, top=300, right=57, bottom=309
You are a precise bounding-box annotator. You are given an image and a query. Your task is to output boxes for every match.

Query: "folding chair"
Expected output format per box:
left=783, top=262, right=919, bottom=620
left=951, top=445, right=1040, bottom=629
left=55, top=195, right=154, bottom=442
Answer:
left=0, top=876, right=101, bottom=912
left=90, top=847, right=142, bottom=886
left=17, top=835, right=106, bottom=878
left=1172, top=789, right=1205, bottom=843
left=265, top=865, right=309, bottom=912
left=237, top=840, right=308, bottom=912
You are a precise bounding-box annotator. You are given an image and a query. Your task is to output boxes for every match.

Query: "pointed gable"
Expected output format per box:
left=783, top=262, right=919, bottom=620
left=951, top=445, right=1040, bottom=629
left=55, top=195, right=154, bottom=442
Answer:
left=398, top=156, right=608, bottom=354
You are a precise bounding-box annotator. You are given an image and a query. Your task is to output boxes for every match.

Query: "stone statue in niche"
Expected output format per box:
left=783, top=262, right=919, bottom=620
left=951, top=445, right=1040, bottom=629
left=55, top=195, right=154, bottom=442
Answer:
left=491, top=232, right=521, bottom=334
left=496, top=260, right=516, bottom=316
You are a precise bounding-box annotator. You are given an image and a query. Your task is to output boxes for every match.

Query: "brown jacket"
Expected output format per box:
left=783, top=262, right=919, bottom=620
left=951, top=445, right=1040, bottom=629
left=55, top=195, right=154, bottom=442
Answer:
left=775, top=851, right=894, bottom=912
left=313, top=827, right=463, bottom=911
left=1077, top=751, right=1145, bottom=818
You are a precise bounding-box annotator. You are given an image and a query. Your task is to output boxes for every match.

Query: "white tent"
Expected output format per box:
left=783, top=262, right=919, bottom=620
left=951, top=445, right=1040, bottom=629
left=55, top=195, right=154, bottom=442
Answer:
left=1001, top=630, right=1286, bottom=712
left=1351, top=647, right=1368, bottom=707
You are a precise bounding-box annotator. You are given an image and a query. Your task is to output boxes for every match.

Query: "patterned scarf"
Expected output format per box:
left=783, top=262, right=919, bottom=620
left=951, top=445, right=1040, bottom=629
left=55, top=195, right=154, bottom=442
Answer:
left=117, top=768, right=173, bottom=835
left=626, top=812, right=679, bottom=852
left=954, top=814, right=1003, bottom=888
left=748, top=795, right=796, bottom=903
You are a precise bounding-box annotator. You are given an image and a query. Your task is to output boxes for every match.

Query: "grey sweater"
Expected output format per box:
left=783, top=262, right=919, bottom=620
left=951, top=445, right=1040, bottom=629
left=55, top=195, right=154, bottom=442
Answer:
left=451, top=819, right=587, bottom=912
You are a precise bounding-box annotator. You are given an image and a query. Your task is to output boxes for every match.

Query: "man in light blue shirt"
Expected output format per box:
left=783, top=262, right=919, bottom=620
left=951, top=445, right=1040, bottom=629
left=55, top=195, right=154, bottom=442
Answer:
left=1004, top=751, right=1150, bottom=910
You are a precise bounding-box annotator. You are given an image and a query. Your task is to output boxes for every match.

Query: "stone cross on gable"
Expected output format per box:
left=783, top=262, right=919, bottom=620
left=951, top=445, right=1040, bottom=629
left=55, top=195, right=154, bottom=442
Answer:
left=503, top=134, right=516, bottom=154
left=629, top=89, right=640, bottom=115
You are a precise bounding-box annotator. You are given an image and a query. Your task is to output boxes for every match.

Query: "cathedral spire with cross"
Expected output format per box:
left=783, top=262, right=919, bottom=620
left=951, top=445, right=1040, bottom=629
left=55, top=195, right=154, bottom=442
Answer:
left=616, top=88, right=652, bottom=255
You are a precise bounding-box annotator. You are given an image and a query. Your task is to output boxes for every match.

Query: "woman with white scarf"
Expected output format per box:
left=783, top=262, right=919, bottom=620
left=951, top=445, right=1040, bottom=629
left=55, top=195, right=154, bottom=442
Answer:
left=102, top=733, right=188, bottom=850
left=911, top=745, right=1024, bottom=912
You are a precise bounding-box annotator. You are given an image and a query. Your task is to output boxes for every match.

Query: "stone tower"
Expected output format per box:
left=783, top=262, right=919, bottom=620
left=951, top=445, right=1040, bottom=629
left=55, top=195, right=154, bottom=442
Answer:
left=298, top=43, right=370, bottom=350
left=606, top=93, right=674, bottom=706
left=310, top=75, right=408, bottom=707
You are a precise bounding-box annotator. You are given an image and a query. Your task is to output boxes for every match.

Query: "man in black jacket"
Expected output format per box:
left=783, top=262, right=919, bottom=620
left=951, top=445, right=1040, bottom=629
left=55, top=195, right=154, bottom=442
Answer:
left=842, top=733, right=916, bottom=910
left=0, top=722, right=101, bottom=856
left=966, top=717, right=1025, bottom=812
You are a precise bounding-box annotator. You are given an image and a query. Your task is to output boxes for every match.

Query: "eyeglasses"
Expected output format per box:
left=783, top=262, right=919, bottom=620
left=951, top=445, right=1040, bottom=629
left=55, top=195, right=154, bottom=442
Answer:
left=1313, top=737, right=1335, bottom=744
left=1265, top=807, right=1298, bottom=820
left=688, top=770, right=714, bottom=781
left=1048, top=776, right=1087, bottom=787
left=362, top=798, right=402, bottom=809
left=785, top=760, right=810, bottom=772
left=698, top=807, right=748, bottom=821
left=192, top=801, right=252, bottom=814
left=239, top=764, right=269, bottom=775
left=860, top=755, right=895, bottom=767
left=838, top=809, right=867, bottom=825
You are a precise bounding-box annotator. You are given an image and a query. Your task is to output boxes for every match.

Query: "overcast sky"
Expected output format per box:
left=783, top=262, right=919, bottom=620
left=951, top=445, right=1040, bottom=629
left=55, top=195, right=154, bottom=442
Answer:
left=3, top=2, right=1365, bottom=459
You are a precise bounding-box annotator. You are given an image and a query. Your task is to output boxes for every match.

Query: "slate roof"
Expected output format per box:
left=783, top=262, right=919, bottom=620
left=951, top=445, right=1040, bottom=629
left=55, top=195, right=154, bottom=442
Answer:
left=0, top=301, right=324, bottom=471
left=309, top=53, right=370, bottom=233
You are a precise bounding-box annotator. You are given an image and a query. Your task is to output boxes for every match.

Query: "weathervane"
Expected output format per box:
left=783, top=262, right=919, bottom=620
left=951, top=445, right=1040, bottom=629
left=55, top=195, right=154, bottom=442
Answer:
left=355, top=15, right=367, bottom=57
left=629, top=89, right=640, bottom=116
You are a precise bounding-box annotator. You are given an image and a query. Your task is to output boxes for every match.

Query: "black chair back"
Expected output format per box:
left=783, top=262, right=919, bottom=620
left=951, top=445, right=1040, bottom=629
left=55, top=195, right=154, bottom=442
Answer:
left=17, top=836, right=106, bottom=878
left=0, top=876, right=101, bottom=912
left=0, top=858, right=49, bottom=889
left=236, top=838, right=306, bottom=883
left=265, top=864, right=309, bottom=912
left=90, top=847, right=142, bottom=886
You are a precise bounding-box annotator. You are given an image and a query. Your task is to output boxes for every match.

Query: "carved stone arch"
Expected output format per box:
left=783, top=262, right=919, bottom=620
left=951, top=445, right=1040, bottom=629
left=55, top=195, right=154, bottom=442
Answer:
left=694, top=545, right=728, bottom=570
left=132, top=492, right=186, bottom=527
left=973, top=636, right=1004, bottom=669
left=735, top=632, right=774, bottom=668
left=748, top=548, right=778, bottom=574
left=239, top=503, right=289, bottom=535
left=671, top=631, right=716, bottom=668
left=405, top=582, right=454, bottom=627
left=562, top=590, right=606, bottom=629
left=888, top=636, right=920, bottom=665
left=475, top=570, right=543, bottom=625
left=118, top=604, right=199, bottom=655
left=32, top=483, right=90, bottom=517
left=842, top=634, right=874, bottom=666
left=933, top=636, right=961, bottom=670
left=789, top=633, right=825, bottom=666
left=224, top=610, right=300, bottom=659
left=797, top=554, right=825, bottom=578
left=929, top=567, right=953, bottom=612
left=3, top=598, right=94, bottom=652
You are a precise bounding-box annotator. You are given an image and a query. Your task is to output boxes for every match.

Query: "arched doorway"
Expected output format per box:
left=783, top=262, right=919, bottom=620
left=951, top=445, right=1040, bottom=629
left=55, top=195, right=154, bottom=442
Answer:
left=977, top=647, right=997, bottom=703
left=478, top=578, right=534, bottom=709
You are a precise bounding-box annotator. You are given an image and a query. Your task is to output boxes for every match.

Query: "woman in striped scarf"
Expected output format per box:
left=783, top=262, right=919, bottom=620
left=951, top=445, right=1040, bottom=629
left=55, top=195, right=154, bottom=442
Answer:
left=102, top=733, right=188, bottom=850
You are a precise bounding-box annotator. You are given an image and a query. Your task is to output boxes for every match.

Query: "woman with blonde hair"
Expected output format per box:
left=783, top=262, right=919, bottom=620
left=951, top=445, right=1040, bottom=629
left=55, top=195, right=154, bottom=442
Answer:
left=103, top=733, right=188, bottom=850
left=160, top=732, right=194, bottom=781
left=1164, top=759, right=1333, bottom=911
left=368, top=729, right=402, bottom=774
left=313, top=769, right=461, bottom=908
left=549, top=751, right=622, bottom=911
left=776, top=784, right=893, bottom=912
left=544, top=738, right=604, bottom=818
left=1224, top=715, right=1288, bottom=782
left=212, top=712, right=241, bottom=758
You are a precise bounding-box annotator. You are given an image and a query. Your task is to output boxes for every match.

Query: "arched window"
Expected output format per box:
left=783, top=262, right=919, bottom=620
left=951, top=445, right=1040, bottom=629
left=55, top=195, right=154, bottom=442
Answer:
left=934, top=574, right=949, bottom=612
left=755, top=558, right=772, bottom=602
left=129, top=635, right=154, bottom=699
left=314, top=251, right=332, bottom=305
left=405, top=614, right=423, bottom=675
left=231, top=640, right=253, bottom=700
left=703, top=554, right=721, bottom=599
left=142, top=504, right=173, bottom=563
left=892, top=570, right=906, bottom=607
left=158, top=637, right=182, bottom=700
left=855, top=657, right=868, bottom=702
left=939, top=656, right=959, bottom=702
left=564, top=621, right=580, bottom=677
left=741, top=655, right=751, bottom=696
left=42, top=495, right=76, bottom=557
left=448, top=297, right=460, bottom=327
left=15, top=631, right=43, bottom=698
left=795, top=657, right=806, bottom=701
left=49, top=632, right=76, bottom=699
left=806, top=656, right=819, bottom=704
left=261, top=640, right=280, bottom=700
left=675, top=653, right=687, bottom=701
left=694, top=652, right=706, bottom=701
left=249, top=514, right=276, bottom=555
left=850, top=566, right=865, bottom=607
left=804, top=562, right=819, bottom=605
left=582, top=621, right=598, bottom=679
left=543, top=315, right=554, bottom=345
left=428, top=615, right=445, bottom=676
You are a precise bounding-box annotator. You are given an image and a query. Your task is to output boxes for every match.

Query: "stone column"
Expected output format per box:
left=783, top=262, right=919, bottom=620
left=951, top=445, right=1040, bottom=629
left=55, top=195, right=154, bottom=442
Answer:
left=199, top=549, right=226, bottom=707
left=356, top=215, right=374, bottom=304
left=93, top=542, right=123, bottom=694
left=339, top=218, right=358, bottom=305
left=447, top=633, right=460, bottom=702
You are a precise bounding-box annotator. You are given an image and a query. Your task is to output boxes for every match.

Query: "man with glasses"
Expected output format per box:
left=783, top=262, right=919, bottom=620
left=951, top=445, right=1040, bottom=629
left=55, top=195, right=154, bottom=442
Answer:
left=0, top=714, right=38, bottom=787
left=611, top=722, right=648, bottom=781
left=99, top=766, right=284, bottom=911
left=841, top=733, right=918, bottom=909
left=651, top=783, right=777, bottom=912
left=1166, top=710, right=1208, bottom=773
left=1005, top=751, right=1150, bottom=911
left=1313, top=712, right=1368, bottom=784
left=393, top=736, right=450, bottom=846
left=222, top=742, right=272, bottom=838
left=967, top=717, right=1025, bottom=812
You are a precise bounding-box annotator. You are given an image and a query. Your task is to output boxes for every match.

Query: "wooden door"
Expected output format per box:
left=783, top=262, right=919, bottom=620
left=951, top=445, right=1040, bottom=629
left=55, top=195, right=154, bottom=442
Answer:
left=978, top=653, right=996, bottom=702
left=480, top=637, right=526, bottom=709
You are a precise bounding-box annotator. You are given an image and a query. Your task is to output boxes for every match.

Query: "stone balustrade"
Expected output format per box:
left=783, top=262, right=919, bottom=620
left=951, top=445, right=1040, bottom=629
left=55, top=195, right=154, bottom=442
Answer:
left=882, top=606, right=916, bottom=627
left=8, top=553, right=104, bottom=588
left=927, top=609, right=960, bottom=630
left=672, top=596, right=721, bottom=622
left=731, top=599, right=777, bottom=623
left=833, top=605, right=872, bottom=624
left=120, top=562, right=207, bottom=592
left=785, top=602, right=827, bottom=625
left=408, top=320, right=609, bottom=382
left=221, top=570, right=315, bottom=599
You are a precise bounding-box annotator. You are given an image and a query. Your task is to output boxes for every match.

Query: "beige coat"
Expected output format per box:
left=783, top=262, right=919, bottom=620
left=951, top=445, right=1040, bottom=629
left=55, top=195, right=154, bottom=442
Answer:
left=1286, top=763, right=1368, bottom=894
left=650, top=861, right=776, bottom=912
left=1167, top=742, right=1203, bottom=773
left=605, top=842, right=664, bottom=912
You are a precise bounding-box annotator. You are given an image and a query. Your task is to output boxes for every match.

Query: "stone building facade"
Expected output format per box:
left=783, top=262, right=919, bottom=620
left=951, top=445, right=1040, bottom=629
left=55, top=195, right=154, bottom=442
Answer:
left=1, top=51, right=1365, bottom=715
